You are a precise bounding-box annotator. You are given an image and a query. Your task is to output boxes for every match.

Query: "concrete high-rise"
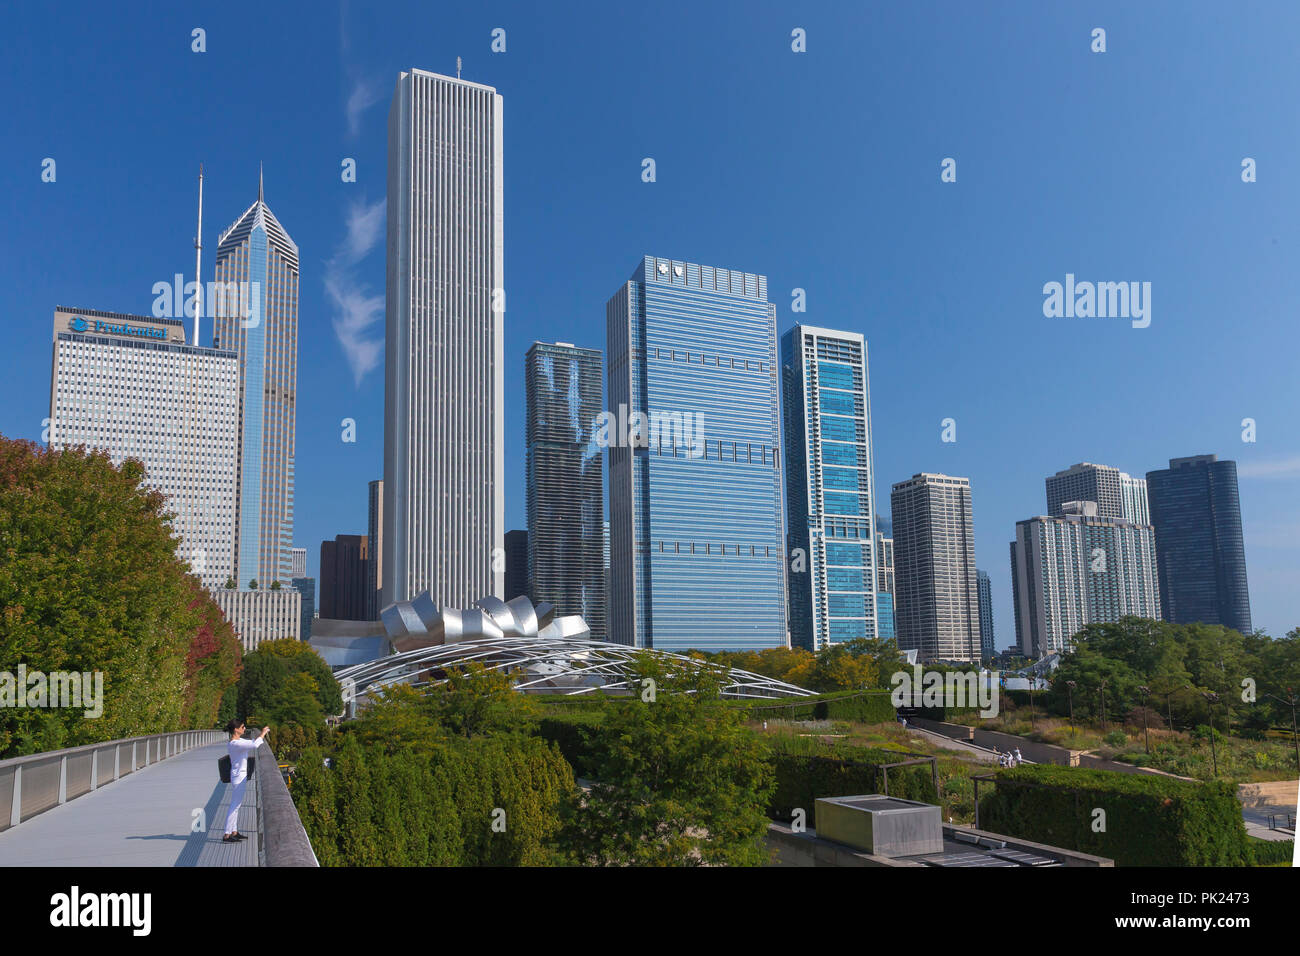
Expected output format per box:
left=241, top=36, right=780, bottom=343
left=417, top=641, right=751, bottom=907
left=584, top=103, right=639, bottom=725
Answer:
left=290, top=547, right=307, bottom=579
left=1010, top=501, right=1161, bottom=657
left=213, top=172, right=299, bottom=587
left=49, top=307, right=239, bottom=592
left=525, top=342, right=606, bottom=640
left=1146, top=455, right=1252, bottom=634
left=890, top=473, right=980, bottom=662
left=781, top=325, right=879, bottom=651
left=606, top=256, right=786, bottom=651
left=1046, top=462, right=1147, bottom=524
left=383, top=68, right=504, bottom=608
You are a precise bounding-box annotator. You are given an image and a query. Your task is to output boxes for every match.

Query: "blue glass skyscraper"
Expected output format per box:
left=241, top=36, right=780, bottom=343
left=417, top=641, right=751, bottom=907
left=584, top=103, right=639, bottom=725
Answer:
left=781, top=325, right=879, bottom=651
left=606, top=257, right=786, bottom=651
left=1146, top=455, right=1252, bottom=634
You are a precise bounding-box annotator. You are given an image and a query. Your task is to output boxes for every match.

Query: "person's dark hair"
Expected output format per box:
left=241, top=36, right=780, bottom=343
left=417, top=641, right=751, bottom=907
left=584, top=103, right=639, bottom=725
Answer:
left=224, top=718, right=245, bottom=736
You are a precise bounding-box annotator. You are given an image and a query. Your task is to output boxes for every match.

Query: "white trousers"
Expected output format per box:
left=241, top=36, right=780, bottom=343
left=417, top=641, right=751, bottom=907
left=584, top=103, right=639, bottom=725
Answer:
left=225, top=776, right=247, bottom=834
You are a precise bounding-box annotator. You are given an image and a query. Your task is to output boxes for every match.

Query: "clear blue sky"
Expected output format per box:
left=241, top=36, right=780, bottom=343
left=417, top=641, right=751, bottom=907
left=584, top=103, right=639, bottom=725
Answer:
left=1, top=1, right=1296, bottom=642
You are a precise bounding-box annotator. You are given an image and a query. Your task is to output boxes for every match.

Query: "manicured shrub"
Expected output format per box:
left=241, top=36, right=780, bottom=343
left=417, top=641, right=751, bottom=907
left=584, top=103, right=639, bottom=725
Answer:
left=977, top=764, right=1251, bottom=866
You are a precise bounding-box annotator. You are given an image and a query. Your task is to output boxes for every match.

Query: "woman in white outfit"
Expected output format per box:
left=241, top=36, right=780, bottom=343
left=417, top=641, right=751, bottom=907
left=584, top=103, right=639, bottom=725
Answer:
left=224, top=719, right=270, bottom=843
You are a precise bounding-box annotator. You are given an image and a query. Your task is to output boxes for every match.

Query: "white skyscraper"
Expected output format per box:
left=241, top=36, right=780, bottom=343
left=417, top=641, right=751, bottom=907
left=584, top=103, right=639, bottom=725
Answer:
left=1010, top=501, right=1161, bottom=657
left=383, top=68, right=504, bottom=607
left=890, top=473, right=981, bottom=662
left=49, top=307, right=239, bottom=592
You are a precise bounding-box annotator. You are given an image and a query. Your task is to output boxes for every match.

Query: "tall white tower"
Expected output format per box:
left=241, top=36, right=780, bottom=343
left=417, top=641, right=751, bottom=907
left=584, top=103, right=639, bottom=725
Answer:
left=383, top=68, right=504, bottom=608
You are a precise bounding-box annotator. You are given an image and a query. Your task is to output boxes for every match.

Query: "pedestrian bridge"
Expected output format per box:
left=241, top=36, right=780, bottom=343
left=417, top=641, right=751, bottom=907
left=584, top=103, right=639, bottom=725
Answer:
left=0, top=731, right=317, bottom=867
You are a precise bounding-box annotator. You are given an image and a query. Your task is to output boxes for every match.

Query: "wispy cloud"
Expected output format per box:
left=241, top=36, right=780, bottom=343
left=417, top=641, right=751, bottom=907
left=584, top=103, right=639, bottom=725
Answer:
left=325, top=197, right=385, bottom=386
left=1238, top=456, right=1300, bottom=480
left=339, top=0, right=383, bottom=138
left=345, top=73, right=383, bottom=138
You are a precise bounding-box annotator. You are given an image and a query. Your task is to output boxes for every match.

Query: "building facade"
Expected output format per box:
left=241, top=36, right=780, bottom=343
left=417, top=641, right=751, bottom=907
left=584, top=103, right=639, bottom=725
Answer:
left=525, top=342, right=606, bottom=641
left=291, top=576, right=315, bottom=640
left=49, top=307, right=239, bottom=592
left=213, top=173, right=299, bottom=587
left=890, top=473, right=980, bottom=662
left=606, top=256, right=787, bottom=651
left=1009, top=501, right=1161, bottom=657
left=383, top=68, right=504, bottom=608
left=504, top=529, right=528, bottom=601
left=1046, top=462, right=1148, bottom=524
left=977, top=569, right=994, bottom=659
left=781, top=325, right=879, bottom=651
left=320, top=533, right=370, bottom=621
left=366, top=478, right=383, bottom=620
left=290, top=547, right=307, bottom=579
left=1146, top=455, right=1252, bottom=634
left=876, top=529, right=896, bottom=643
left=213, top=587, right=301, bottom=651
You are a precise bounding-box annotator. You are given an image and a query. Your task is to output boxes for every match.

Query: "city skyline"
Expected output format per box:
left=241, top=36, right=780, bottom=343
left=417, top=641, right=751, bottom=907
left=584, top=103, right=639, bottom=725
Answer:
left=2, top=3, right=1296, bottom=642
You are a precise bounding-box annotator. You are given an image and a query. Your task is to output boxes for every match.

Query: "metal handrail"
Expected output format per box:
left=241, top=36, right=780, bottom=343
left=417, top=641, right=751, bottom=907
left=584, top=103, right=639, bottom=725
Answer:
left=0, top=729, right=225, bottom=831
left=253, top=744, right=319, bottom=867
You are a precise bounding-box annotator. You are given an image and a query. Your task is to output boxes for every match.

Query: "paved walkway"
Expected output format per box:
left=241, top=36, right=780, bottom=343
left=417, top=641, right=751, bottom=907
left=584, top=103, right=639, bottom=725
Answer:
left=0, top=742, right=258, bottom=867
left=1242, top=804, right=1296, bottom=843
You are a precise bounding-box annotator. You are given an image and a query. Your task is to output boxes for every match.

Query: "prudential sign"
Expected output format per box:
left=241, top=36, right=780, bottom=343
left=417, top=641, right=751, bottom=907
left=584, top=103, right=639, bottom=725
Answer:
left=69, top=315, right=167, bottom=340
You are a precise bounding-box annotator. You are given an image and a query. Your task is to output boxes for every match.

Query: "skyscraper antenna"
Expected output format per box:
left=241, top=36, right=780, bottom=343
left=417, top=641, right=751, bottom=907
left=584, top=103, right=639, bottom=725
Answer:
left=457, top=56, right=462, bottom=79
left=258, top=161, right=264, bottom=203
left=193, top=163, right=204, bottom=345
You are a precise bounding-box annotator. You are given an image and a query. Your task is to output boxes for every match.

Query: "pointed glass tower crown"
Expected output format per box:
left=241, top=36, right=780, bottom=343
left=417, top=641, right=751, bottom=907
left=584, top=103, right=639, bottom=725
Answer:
left=214, top=169, right=299, bottom=588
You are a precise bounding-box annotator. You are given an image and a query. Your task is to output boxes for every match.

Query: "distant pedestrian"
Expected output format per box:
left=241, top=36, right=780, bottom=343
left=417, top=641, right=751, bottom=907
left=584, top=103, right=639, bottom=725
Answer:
left=223, top=719, right=270, bottom=843
left=1014, top=748, right=1023, bottom=766
left=763, top=720, right=768, bottom=731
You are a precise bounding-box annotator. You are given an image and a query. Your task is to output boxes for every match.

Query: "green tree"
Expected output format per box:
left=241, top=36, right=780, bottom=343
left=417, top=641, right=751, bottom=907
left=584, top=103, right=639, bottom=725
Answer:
left=564, top=653, right=775, bottom=866
left=0, top=438, right=238, bottom=756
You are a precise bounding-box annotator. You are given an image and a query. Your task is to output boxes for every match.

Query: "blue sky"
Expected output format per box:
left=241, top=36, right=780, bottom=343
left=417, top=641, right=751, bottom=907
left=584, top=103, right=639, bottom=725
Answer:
left=1, top=0, right=1296, bottom=642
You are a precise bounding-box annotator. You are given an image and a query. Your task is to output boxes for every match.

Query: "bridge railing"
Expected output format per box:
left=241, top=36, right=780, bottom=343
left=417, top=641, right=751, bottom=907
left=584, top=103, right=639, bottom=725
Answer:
left=0, top=730, right=225, bottom=832
left=254, top=743, right=319, bottom=867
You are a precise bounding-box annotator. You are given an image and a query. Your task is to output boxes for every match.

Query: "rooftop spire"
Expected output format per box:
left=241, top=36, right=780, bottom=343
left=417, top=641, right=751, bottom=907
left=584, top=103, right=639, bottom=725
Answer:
left=258, top=162, right=264, bottom=203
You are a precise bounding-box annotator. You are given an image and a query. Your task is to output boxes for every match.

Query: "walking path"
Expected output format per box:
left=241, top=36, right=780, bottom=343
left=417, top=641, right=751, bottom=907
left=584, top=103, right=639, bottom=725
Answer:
left=0, top=742, right=258, bottom=867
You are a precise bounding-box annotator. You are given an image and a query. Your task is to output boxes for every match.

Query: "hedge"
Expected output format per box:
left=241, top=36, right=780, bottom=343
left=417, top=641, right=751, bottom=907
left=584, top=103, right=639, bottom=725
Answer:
left=765, top=735, right=938, bottom=819
left=977, top=764, right=1250, bottom=866
left=1247, top=837, right=1294, bottom=866
left=290, top=733, right=576, bottom=866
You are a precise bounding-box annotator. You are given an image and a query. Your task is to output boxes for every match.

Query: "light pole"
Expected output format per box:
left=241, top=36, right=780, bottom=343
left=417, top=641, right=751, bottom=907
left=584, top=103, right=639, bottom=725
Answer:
left=1099, top=679, right=1109, bottom=733
left=1066, top=680, right=1076, bottom=736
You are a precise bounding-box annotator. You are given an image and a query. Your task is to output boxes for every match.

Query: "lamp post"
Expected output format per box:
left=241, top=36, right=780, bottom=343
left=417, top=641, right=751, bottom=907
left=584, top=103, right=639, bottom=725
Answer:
left=1203, top=691, right=1219, bottom=777
left=1138, top=685, right=1151, bottom=754
left=1099, top=679, right=1109, bottom=733
left=1066, top=680, right=1076, bottom=736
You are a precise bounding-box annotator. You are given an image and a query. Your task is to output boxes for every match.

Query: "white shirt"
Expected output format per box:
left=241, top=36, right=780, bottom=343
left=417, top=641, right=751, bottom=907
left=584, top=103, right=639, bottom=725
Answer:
left=227, top=735, right=265, bottom=783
